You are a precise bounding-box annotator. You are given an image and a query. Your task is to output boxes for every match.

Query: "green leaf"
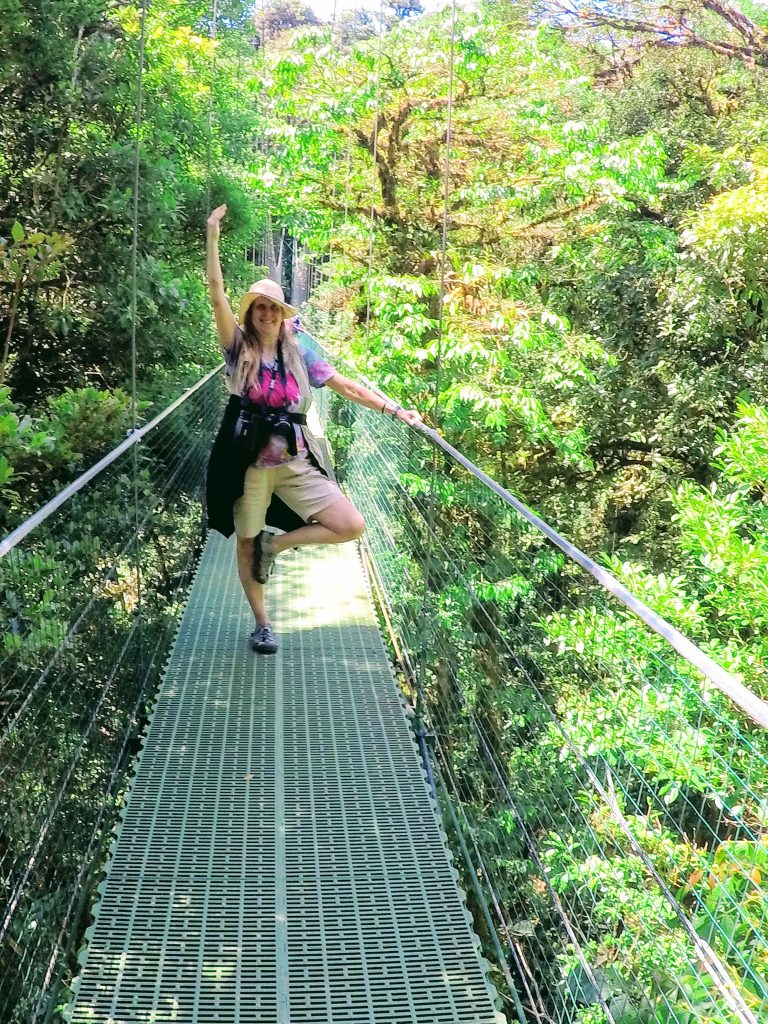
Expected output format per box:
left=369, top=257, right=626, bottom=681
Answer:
left=0, top=455, right=14, bottom=487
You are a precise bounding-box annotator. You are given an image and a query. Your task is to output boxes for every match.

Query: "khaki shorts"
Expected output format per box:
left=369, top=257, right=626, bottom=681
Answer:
left=233, top=453, right=343, bottom=539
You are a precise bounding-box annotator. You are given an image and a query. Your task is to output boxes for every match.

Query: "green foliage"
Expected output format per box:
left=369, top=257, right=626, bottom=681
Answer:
left=45, top=387, right=137, bottom=468
left=528, top=406, right=768, bottom=1017
left=0, top=386, right=138, bottom=531
left=0, top=386, right=56, bottom=512
left=6, top=0, right=768, bottom=1019
left=0, top=225, right=72, bottom=294
left=0, top=0, right=261, bottom=403
left=552, top=403, right=768, bottom=695
left=670, top=402, right=768, bottom=687
left=253, top=5, right=768, bottom=567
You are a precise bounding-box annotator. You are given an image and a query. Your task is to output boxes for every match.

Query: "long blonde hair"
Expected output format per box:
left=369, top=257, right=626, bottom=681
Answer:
left=232, top=317, right=311, bottom=402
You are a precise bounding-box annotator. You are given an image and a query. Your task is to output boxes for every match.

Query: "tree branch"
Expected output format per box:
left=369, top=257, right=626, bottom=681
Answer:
left=593, top=439, right=700, bottom=467
left=567, top=0, right=768, bottom=68
left=508, top=199, right=603, bottom=236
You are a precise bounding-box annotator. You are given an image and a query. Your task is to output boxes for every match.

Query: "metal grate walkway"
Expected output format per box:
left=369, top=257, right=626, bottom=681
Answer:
left=66, top=534, right=505, bottom=1023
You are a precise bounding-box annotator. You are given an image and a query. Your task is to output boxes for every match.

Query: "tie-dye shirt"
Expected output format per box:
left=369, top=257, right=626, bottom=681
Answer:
left=223, top=329, right=336, bottom=468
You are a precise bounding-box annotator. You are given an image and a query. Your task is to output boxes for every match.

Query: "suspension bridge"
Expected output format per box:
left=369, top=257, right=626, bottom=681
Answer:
left=3, top=0, right=768, bottom=1021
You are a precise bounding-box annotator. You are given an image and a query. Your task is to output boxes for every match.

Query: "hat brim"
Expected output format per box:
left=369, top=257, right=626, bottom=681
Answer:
left=239, top=291, right=299, bottom=324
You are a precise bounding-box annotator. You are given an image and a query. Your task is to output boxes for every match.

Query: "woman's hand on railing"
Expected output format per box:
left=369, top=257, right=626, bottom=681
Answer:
left=395, top=408, right=422, bottom=427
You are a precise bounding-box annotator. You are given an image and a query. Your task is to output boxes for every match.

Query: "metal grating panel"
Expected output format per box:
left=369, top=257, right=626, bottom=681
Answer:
left=67, top=534, right=505, bottom=1023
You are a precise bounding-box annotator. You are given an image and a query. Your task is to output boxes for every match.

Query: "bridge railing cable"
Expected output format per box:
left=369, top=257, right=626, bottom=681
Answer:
left=0, top=369, right=226, bottom=1023
left=298, top=325, right=768, bottom=1024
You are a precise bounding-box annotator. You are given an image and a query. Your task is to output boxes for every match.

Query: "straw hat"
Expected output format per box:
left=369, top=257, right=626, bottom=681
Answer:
left=238, top=279, right=298, bottom=324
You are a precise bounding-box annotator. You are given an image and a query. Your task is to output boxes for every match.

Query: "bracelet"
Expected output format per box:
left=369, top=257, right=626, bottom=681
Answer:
left=380, top=400, right=388, bottom=414
left=390, top=404, right=402, bottom=419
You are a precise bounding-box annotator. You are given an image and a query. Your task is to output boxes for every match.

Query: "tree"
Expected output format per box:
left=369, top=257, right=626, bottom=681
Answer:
left=337, top=7, right=379, bottom=42
left=0, top=0, right=263, bottom=403
left=255, top=0, right=321, bottom=45
left=387, top=0, right=424, bottom=18
left=554, top=0, right=768, bottom=69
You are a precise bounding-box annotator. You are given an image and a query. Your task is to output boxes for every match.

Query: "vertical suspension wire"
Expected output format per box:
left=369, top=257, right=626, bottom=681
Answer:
left=277, top=226, right=285, bottom=280
left=205, top=0, right=219, bottom=219
left=318, top=119, right=352, bottom=330
left=343, top=126, right=353, bottom=227
left=429, top=0, right=456, bottom=445
left=333, top=3, right=354, bottom=286
left=255, top=0, right=269, bottom=285
left=330, top=120, right=353, bottom=298
left=364, top=0, right=386, bottom=343
left=129, top=0, right=148, bottom=433
left=201, top=0, right=218, bottom=537
left=414, top=0, right=457, bottom=736
left=129, top=0, right=149, bottom=650
left=266, top=211, right=274, bottom=276
left=326, top=0, right=339, bottom=275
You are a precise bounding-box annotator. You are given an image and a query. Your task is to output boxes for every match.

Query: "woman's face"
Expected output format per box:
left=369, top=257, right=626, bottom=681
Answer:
left=248, top=299, right=283, bottom=337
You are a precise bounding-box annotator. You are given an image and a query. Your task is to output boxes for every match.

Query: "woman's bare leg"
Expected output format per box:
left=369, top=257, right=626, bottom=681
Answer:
left=268, top=497, right=365, bottom=554
left=236, top=536, right=269, bottom=623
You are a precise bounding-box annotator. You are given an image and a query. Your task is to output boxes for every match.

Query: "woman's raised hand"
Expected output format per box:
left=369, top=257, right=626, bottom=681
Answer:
left=205, top=203, right=235, bottom=347
left=207, top=204, right=227, bottom=230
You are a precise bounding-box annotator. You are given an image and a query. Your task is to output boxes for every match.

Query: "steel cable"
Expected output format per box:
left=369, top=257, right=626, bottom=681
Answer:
left=364, top=0, right=386, bottom=342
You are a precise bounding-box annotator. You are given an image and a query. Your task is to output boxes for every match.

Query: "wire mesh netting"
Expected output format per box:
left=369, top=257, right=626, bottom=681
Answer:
left=315, top=382, right=768, bottom=1024
left=0, top=371, right=227, bottom=1023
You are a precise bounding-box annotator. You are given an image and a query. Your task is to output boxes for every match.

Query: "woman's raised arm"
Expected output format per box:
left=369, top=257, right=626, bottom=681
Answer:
left=206, top=205, right=237, bottom=350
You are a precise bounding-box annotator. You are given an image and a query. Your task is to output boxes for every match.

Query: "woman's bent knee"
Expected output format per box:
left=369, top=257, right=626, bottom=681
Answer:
left=348, top=512, right=365, bottom=540
left=315, top=499, right=365, bottom=542
left=335, top=510, right=365, bottom=542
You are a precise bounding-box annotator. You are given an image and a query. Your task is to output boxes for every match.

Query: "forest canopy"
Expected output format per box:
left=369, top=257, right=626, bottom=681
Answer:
left=3, top=0, right=768, bottom=1018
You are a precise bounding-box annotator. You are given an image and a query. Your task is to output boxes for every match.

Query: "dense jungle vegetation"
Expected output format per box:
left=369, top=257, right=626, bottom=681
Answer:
left=2, top=0, right=768, bottom=1020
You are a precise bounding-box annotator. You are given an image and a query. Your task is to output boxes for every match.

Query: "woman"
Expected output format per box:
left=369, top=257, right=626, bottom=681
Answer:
left=205, top=204, right=422, bottom=654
